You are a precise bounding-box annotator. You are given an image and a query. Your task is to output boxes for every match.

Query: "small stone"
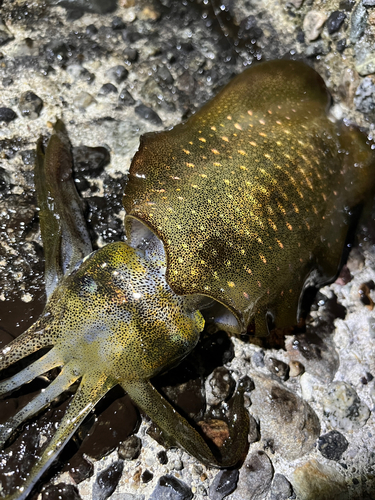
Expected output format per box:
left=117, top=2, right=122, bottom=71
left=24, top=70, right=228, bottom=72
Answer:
left=355, top=40, right=375, bottom=76
left=303, top=11, right=327, bottom=41
left=289, top=0, right=304, bottom=8
left=119, top=88, right=136, bottom=106
left=67, top=64, right=95, bottom=83
left=355, top=78, right=375, bottom=113
left=92, top=461, right=124, bottom=500
left=289, top=361, right=304, bottom=377
left=327, top=11, right=346, bottom=34
left=206, top=367, right=236, bottom=406
left=20, top=150, right=37, bottom=165
left=293, top=459, right=348, bottom=500
left=2, top=77, right=13, bottom=87
left=18, top=91, right=43, bottom=119
left=111, top=16, right=126, bottom=30
left=249, top=374, right=320, bottom=460
left=141, top=470, right=153, bottom=483
left=156, top=65, right=174, bottom=85
left=107, top=65, right=129, bottom=84
left=209, top=469, right=239, bottom=500
left=41, top=483, right=81, bottom=499
left=98, top=83, right=118, bottom=96
left=149, top=475, right=193, bottom=500
left=248, top=414, right=260, bottom=444
left=350, top=2, right=368, bottom=43
left=86, top=24, right=98, bottom=35
left=0, top=107, right=17, bottom=123
left=265, top=357, right=289, bottom=380
left=72, top=145, right=110, bottom=177
left=362, top=0, right=375, bottom=6
left=157, top=450, right=168, bottom=464
left=317, top=430, right=349, bottom=461
left=323, top=381, right=370, bottom=431
left=135, top=104, right=162, bottom=124
left=118, top=435, right=141, bottom=460
left=252, top=349, right=265, bottom=368
left=305, top=40, right=330, bottom=57
left=270, top=473, right=294, bottom=500
left=0, top=29, right=13, bottom=47
left=73, top=92, right=95, bottom=109
left=123, top=47, right=139, bottom=62
left=336, top=38, right=346, bottom=52
left=229, top=451, right=273, bottom=500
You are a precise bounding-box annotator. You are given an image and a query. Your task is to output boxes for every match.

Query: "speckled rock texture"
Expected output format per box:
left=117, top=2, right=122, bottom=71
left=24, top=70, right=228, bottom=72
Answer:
left=0, top=0, right=375, bottom=499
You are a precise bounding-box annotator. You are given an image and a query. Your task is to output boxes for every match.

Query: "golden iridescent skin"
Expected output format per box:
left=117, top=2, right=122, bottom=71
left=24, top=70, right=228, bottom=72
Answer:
left=0, top=60, right=374, bottom=499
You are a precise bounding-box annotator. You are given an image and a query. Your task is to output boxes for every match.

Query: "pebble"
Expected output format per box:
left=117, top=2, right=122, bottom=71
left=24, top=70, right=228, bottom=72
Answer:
left=293, top=459, right=348, bottom=500
left=73, top=92, right=95, bottom=109
left=317, top=430, right=349, bottom=461
left=0, top=107, right=17, bottom=123
left=248, top=414, right=260, bottom=444
left=303, top=11, right=327, bottom=41
left=119, top=88, right=136, bottom=106
left=41, top=482, right=82, bottom=499
left=98, top=83, right=118, bottom=96
left=149, top=475, right=193, bottom=500
left=228, top=451, right=273, bottom=500
left=0, top=28, right=13, bottom=47
left=118, top=435, right=141, bottom=460
left=285, top=332, right=339, bottom=383
left=141, top=470, right=153, bottom=483
left=322, top=381, right=370, bottom=431
left=92, top=460, right=124, bottom=500
left=354, top=38, right=375, bottom=75
left=2, top=77, right=13, bottom=87
left=86, top=24, right=98, bottom=35
left=252, top=349, right=265, bottom=368
left=157, top=450, right=168, bottom=464
left=209, top=469, right=239, bottom=500
left=270, top=473, right=294, bottom=500
left=327, top=11, right=346, bottom=34
left=18, top=91, right=43, bottom=119
left=350, top=2, right=368, bottom=43
left=362, top=0, right=375, bottom=6
left=289, top=361, right=304, bottom=377
left=67, top=64, right=95, bottom=83
left=107, top=65, right=129, bottom=84
left=249, top=375, right=320, bottom=460
left=304, top=40, right=330, bottom=57
left=336, top=38, right=347, bottom=52
left=111, top=16, right=126, bottom=30
left=156, top=65, right=174, bottom=85
left=48, top=0, right=117, bottom=14
left=123, top=47, right=139, bottom=62
left=72, top=145, right=110, bottom=177
left=265, top=357, right=289, bottom=381
left=206, top=367, right=236, bottom=406
left=135, top=104, right=162, bottom=124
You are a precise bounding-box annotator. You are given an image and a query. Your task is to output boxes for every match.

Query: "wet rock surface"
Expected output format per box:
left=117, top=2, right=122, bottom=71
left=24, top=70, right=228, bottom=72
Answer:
left=0, top=0, right=375, bottom=499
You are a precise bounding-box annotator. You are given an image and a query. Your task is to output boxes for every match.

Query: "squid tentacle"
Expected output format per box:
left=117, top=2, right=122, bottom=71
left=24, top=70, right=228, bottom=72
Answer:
left=0, top=320, right=52, bottom=372
left=0, top=347, right=62, bottom=397
left=0, top=361, right=80, bottom=449
left=1, top=371, right=115, bottom=500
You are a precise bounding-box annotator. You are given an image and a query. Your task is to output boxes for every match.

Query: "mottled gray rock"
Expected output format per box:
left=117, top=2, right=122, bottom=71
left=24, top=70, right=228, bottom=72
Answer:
left=323, top=381, right=370, bottom=431
left=67, top=64, right=95, bottom=83
left=48, top=0, right=117, bottom=14
left=149, top=475, right=193, bottom=500
left=92, top=461, right=124, bottom=500
left=18, top=91, right=43, bottom=119
left=317, top=430, right=349, bottom=461
left=73, top=92, right=95, bottom=109
left=304, top=40, right=330, bottom=57
left=362, top=0, right=375, bottom=6
left=0, top=107, right=17, bottom=123
left=117, top=435, right=141, bottom=460
left=293, top=459, right=348, bottom=500
left=270, top=473, right=294, bottom=500
left=303, top=11, right=327, bottom=41
left=206, top=367, right=236, bottom=406
left=285, top=332, right=339, bottom=383
left=98, top=83, right=118, bottom=96
left=354, top=76, right=375, bottom=113
left=228, top=451, right=273, bottom=500
left=354, top=38, right=375, bottom=76
left=209, top=469, right=239, bottom=500
left=350, top=2, right=368, bottom=43
left=265, top=357, right=289, bottom=381
left=107, top=65, right=129, bottom=84
left=119, top=88, right=136, bottom=106
left=135, top=104, right=162, bottom=124
left=249, top=375, right=320, bottom=460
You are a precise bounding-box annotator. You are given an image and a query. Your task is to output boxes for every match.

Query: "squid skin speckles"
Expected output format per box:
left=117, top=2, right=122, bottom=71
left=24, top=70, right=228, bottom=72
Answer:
left=125, top=59, right=375, bottom=335
left=1, top=60, right=375, bottom=500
